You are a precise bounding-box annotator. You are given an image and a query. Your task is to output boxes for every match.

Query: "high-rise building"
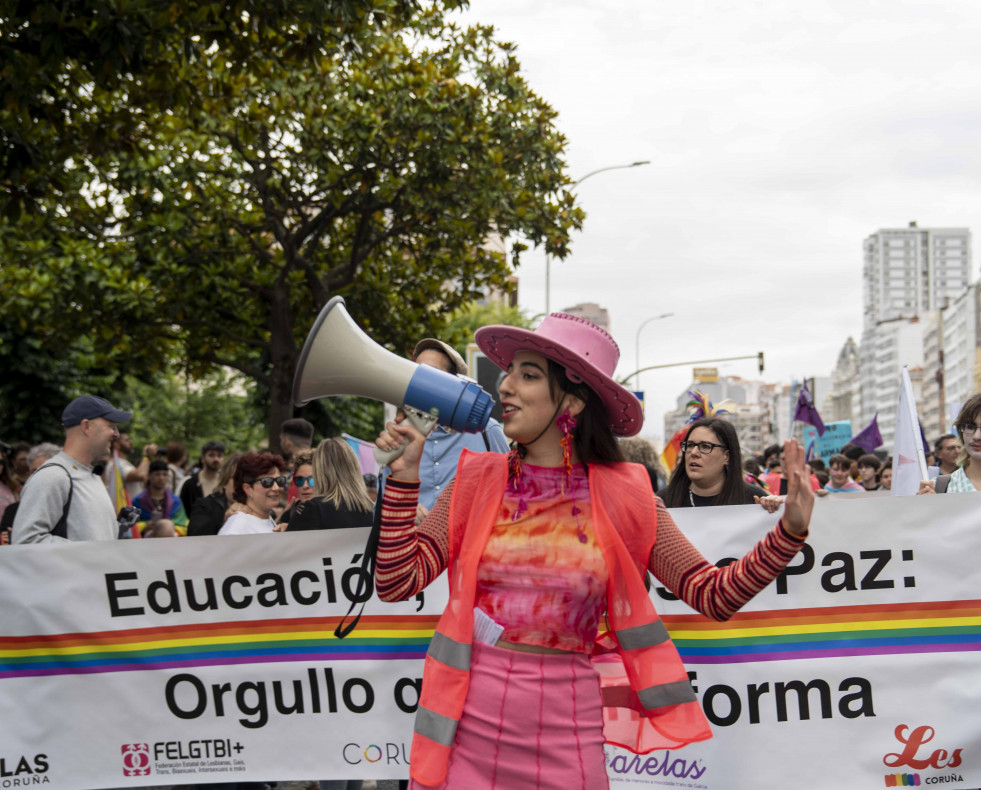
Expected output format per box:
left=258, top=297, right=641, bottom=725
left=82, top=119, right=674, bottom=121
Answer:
left=941, top=283, right=981, bottom=422
left=829, top=337, right=860, bottom=428
left=862, top=222, right=970, bottom=331
left=859, top=223, right=971, bottom=447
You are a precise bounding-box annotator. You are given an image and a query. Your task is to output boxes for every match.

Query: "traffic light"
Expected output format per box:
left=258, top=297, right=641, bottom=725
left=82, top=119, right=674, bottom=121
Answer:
left=758, top=351, right=765, bottom=374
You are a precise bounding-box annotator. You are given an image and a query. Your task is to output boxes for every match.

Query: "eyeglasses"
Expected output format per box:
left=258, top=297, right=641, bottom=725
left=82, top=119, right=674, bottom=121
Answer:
left=680, top=441, right=726, bottom=454
left=959, top=423, right=981, bottom=436
left=293, top=475, right=315, bottom=488
left=251, top=475, right=288, bottom=489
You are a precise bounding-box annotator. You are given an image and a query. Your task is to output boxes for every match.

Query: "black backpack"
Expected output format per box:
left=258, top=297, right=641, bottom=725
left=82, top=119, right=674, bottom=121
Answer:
left=36, top=463, right=74, bottom=539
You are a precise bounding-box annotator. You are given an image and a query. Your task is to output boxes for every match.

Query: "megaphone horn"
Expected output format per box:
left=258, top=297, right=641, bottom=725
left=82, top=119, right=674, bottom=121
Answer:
left=292, top=297, right=495, bottom=436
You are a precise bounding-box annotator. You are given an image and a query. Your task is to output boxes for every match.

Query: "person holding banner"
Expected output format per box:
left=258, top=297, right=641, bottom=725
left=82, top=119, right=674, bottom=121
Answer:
left=374, top=312, right=814, bottom=790
left=918, top=393, right=981, bottom=494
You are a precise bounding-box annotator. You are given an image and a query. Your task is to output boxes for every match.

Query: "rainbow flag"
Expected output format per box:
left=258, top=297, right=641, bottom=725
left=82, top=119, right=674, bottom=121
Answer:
left=343, top=433, right=380, bottom=477
left=664, top=600, right=981, bottom=664
left=660, top=428, right=685, bottom=475
left=107, top=451, right=139, bottom=539
left=0, top=615, right=438, bottom=679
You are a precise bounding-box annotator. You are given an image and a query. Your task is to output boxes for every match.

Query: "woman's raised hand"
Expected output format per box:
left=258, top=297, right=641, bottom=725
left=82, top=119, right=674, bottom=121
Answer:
left=781, top=438, right=814, bottom=537
left=376, top=413, right=427, bottom=480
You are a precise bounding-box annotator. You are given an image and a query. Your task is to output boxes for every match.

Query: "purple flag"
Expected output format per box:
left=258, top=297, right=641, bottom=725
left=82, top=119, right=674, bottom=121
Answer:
left=793, top=382, right=826, bottom=436
left=851, top=413, right=883, bottom=452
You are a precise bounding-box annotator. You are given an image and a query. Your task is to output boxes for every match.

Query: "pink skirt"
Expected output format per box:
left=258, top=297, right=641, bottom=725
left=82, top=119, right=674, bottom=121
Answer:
left=411, top=641, right=609, bottom=790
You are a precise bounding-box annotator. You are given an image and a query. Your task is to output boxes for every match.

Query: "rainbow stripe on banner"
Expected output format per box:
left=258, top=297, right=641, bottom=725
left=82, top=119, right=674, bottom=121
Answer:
left=0, top=615, right=438, bottom=679
left=666, top=600, right=981, bottom=664
left=2, top=601, right=978, bottom=680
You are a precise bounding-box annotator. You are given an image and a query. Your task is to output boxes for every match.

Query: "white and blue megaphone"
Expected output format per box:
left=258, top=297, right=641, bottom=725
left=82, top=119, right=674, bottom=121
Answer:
left=292, top=297, right=495, bottom=464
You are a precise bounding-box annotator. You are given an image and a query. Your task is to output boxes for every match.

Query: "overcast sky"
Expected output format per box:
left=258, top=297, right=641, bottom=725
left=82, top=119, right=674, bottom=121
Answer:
left=457, top=0, right=981, bottom=442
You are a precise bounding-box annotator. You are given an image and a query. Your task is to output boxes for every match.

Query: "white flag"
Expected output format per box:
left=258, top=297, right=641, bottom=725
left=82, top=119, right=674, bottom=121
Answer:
left=891, top=366, right=929, bottom=496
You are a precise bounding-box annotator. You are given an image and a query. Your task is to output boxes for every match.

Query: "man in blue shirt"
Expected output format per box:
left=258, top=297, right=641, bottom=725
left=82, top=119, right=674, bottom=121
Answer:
left=389, top=338, right=510, bottom=523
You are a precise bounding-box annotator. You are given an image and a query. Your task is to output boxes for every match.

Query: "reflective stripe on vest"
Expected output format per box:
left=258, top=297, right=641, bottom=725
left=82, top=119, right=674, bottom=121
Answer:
left=616, top=621, right=670, bottom=651
left=428, top=631, right=471, bottom=670
left=637, top=678, right=698, bottom=710
left=415, top=706, right=459, bottom=747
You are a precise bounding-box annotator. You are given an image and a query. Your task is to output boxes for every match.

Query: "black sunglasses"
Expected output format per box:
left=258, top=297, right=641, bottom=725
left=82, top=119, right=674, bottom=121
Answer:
left=250, top=475, right=288, bottom=489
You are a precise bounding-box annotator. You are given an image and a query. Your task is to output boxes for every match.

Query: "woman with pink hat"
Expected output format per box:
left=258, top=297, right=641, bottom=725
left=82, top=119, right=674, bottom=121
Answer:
left=374, top=313, right=814, bottom=789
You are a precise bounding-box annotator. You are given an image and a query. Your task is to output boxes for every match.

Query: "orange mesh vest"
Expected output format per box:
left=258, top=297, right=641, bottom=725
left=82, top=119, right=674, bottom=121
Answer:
left=409, top=451, right=712, bottom=786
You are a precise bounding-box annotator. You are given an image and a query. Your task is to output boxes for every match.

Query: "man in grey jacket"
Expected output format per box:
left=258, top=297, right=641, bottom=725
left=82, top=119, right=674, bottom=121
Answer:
left=12, top=395, right=132, bottom=543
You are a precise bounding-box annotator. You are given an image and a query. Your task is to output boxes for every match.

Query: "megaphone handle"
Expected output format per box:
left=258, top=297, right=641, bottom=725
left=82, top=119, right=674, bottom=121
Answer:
left=373, top=406, right=439, bottom=467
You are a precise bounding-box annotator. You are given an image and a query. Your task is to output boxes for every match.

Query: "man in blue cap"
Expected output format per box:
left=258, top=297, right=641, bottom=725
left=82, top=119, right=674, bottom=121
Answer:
left=12, top=395, right=132, bottom=543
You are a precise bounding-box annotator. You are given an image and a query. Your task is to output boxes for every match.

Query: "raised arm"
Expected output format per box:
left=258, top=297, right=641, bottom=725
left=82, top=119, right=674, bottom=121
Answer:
left=650, top=438, right=812, bottom=621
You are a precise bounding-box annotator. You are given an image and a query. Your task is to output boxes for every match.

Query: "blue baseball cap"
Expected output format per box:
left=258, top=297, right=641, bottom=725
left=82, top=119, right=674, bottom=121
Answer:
left=62, top=395, right=133, bottom=428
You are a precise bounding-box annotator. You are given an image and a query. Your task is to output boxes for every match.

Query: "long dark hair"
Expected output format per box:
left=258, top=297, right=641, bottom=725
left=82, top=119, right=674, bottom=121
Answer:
left=660, top=417, right=747, bottom=507
left=513, top=359, right=623, bottom=467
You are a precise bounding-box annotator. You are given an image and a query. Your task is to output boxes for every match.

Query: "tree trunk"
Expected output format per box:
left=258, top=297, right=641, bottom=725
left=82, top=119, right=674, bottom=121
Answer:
left=267, top=284, right=299, bottom=454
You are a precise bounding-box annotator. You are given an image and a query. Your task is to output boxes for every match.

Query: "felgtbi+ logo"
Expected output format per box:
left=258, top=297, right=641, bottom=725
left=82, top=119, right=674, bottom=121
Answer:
left=121, top=744, right=151, bottom=777
left=884, top=773, right=920, bottom=786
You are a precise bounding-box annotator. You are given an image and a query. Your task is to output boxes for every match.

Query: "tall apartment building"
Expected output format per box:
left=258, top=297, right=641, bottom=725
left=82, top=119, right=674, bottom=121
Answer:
left=941, top=283, right=981, bottom=422
left=862, top=223, right=971, bottom=331
left=921, top=312, right=945, bottom=436
left=859, top=319, right=926, bottom=447
left=829, top=337, right=860, bottom=427
left=859, top=223, right=971, bottom=446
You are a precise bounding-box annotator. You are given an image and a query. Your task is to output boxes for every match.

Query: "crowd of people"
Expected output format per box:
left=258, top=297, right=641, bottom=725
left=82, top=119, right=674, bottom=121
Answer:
left=2, top=316, right=980, bottom=790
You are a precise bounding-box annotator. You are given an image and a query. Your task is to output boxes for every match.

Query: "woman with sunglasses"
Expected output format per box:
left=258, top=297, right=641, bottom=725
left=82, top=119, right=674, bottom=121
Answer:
left=218, top=451, right=287, bottom=535
left=275, top=450, right=316, bottom=530
left=374, top=313, right=813, bottom=790
left=287, top=438, right=374, bottom=532
left=658, top=417, right=767, bottom=507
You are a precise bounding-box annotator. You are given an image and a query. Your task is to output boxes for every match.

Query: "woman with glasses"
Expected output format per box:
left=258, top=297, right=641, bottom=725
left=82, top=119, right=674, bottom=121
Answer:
left=658, top=417, right=767, bottom=507
left=287, top=438, right=374, bottom=532
left=218, top=451, right=287, bottom=535
left=275, top=450, right=315, bottom=530
left=918, top=393, right=981, bottom=494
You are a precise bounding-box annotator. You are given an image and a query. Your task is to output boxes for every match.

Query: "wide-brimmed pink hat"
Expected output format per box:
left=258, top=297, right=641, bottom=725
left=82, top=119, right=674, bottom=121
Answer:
left=475, top=313, right=643, bottom=437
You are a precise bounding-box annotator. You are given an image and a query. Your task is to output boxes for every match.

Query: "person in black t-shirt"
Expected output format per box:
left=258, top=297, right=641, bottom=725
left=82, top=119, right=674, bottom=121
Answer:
left=287, top=438, right=373, bottom=531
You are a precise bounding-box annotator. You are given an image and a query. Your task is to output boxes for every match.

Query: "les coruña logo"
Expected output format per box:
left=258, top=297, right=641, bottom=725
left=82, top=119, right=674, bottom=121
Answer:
left=121, top=744, right=152, bottom=777
left=883, top=725, right=963, bottom=770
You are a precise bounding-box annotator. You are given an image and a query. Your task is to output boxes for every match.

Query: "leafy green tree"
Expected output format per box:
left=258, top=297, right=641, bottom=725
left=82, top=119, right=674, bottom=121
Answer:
left=0, top=1, right=583, bottom=451
left=442, top=300, right=535, bottom=359
left=120, top=369, right=268, bottom=452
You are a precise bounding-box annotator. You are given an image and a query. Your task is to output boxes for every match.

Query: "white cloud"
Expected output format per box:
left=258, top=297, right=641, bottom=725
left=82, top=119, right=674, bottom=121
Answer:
left=459, top=0, right=980, bottom=442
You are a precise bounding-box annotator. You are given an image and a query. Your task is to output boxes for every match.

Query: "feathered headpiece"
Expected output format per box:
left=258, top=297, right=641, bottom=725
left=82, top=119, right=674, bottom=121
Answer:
left=684, top=389, right=734, bottom=424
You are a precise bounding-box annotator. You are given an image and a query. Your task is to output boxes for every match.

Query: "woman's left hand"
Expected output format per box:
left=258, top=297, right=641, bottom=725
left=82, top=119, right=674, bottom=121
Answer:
left=273, top=522, right=288, bottom=532
left=781, top=438, right=814, bottom=537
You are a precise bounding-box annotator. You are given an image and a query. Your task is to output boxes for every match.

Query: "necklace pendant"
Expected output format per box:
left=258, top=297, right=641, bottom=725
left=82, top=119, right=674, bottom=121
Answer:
left=577, top=529, right=588, bottom=544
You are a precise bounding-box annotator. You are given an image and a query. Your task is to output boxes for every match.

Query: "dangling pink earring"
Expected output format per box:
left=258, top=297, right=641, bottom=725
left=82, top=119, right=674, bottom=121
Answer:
left=556, top=410, right=586, bottom=543
left=557, top=410, right=577, bottom=480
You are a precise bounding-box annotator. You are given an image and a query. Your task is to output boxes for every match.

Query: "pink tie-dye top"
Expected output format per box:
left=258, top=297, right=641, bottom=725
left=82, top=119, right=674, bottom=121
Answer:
left=474, top=462, right=609, bottom=653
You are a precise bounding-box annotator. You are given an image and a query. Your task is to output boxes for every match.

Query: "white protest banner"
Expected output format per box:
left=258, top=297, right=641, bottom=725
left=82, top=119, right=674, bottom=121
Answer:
left=0, top=529, right=445, bottom=788
left=2, top=494, right=981, bottom=789
left=607, top=492, right=981, bottom=790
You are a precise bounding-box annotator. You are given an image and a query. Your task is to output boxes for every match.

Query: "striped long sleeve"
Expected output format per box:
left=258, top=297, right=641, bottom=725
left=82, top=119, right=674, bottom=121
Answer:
left=649, top=498, right=806, bottom=621
left=375, top=477, right=454, bottom=602
left=374, top=476, right=807, bottom=621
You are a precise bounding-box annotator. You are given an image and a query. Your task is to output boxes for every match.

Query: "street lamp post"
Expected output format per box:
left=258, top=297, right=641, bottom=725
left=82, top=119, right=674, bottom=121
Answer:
left=634, top=313, right=674, bottom=390
left=545, top=160, right=650, bottom=314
